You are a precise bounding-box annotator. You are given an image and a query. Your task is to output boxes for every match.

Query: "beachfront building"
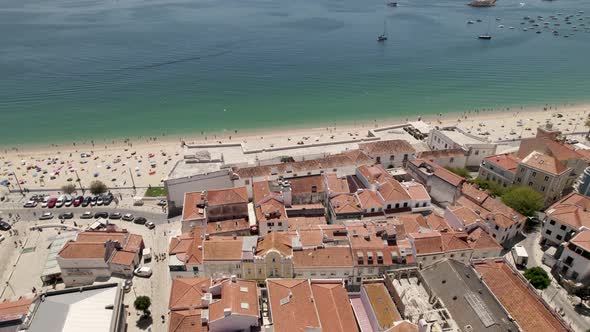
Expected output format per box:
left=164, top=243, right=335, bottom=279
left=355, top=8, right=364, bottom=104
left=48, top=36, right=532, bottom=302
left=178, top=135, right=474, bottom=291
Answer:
left=427, top=126, right=497, bottom=168
left=478, top=153, right=520, bottom=187
left=407, top=159, right=465, bottom=206
left=541, top=193, right=590, bottom=246
left=417, top=149, right=468, bottom=169
left=57, top=228, right=144, bottom=287
left=358, top=139, right=416, bottom=168
left=181, top=186, right=250, bottom=233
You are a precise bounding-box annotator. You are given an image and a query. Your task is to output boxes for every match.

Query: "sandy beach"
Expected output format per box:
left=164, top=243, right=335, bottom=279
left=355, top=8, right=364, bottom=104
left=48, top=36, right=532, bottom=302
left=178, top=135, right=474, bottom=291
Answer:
left=1, top=102, right=588, bottom=193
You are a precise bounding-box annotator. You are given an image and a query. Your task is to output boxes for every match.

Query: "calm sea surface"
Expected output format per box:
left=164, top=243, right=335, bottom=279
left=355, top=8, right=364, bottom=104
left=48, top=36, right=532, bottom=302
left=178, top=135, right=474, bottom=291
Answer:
left=1, top=0, right=590, bottom=145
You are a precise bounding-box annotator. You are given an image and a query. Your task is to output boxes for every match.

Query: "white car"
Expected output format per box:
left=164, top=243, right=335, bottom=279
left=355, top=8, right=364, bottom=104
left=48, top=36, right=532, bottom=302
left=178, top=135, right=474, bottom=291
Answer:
left=0, top=234, right=5, bottom=242
left=23, top=200, right=37, bottom=208
left=55, top=195, right=65, bottom=208
left=41, top=197, right=49, bottom=208
left=133, top=266, right=152, bottom=278
left=64, top=196, right=73, bottom=207
left=145, top=221, right=155, bottom=229
left=39, top=212, right=53, bottom=220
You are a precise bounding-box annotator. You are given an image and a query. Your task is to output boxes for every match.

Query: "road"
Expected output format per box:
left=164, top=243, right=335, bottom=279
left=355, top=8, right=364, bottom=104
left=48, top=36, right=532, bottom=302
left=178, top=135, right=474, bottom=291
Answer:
left=518, top=227, right=590, bottom=332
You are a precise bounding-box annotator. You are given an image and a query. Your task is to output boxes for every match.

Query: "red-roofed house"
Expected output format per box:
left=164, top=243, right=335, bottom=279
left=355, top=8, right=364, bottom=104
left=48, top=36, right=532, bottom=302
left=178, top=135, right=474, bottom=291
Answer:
left=479, top=153, right=520, bottom=187
left=359, top=139, right=416, bottom=168
left=169, top=229, right=204, bottom=278
left=181, top=187, right=250, bottom=233
left=542, top=193, right=590, bottom=246
left=555, top=227, right=590, bottom=284
left=407, top=159, right=465, bottom=206
left=57, top=228, right=144, bottom=287
left=408, top=232, right=472, bottom=267
left=266, top=279, right=321, bottom=332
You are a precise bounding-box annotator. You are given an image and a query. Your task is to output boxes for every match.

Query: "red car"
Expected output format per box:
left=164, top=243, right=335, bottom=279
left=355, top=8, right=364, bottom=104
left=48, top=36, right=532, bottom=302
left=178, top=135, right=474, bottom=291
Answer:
left=47, top=197, right=58, bottom=208
left=72, top=196, right=84, bottom=207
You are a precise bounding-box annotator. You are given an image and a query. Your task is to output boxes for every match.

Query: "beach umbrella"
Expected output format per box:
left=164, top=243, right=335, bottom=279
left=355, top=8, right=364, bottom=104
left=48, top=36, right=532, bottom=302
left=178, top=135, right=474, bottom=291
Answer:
left=32, top=173, right=38, bottom=177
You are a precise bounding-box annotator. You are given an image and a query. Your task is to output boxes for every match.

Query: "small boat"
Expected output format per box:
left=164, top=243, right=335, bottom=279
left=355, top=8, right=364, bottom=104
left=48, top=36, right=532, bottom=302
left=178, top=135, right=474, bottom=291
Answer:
left=523, top=28, right=528, bottom=31
left=377, top=20, right=388, bottom=42
left=476, top=19, right=482, bottom=22
left=536, top=31, right=541, bottom=34
left=509, top=26, right=514, bottom=29
left=478, top=34, right=492, bottom=39
left=467, top=20, right=475, bottom=24
left=387, top=1, right=398, bottom=7
left=498, top=25, right=504, bottom=28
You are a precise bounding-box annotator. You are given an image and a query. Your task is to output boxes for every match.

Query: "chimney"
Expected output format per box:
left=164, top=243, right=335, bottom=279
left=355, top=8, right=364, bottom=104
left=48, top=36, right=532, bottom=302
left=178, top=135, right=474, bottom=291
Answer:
left=231, top=275, right=237, bottom=283
left=223, top=308, right=232, bottom=317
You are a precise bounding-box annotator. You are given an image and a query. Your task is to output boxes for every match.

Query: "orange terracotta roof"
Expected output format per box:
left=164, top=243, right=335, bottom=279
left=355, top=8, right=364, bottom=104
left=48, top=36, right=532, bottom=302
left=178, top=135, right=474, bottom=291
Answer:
left=441, top=232, right=471, bottom=251
left=124, top=234, right=143, bottom=252
left=267, top=279, right=321, bottom=332
left=385, top=321, right=419, bottom=332
left=461, top=183, right=489, bottom=205
left=425, top=214, right=451, bottom=232
left=402, top=181, right=430, bottom=201
left=169, top=309, right=208, bottom=332
left=203, top=237, right=243, bottom=261
left=483, top=153, right=520, bottom=173
left=488, top=213, right=518, bottom=229
left=75, top=231, right=126, bottom=245
left=110, top=250, right=136, bottom=266
left=518, top=136, right=582, bottom=162
left=546, top=193, right=590, bottom=229
left=59, top=241, right=105, bottom=259
left=397, top=214, right=428, bottom=234
left=330, top=194, right=362, bottom=214
left=206, top=218, right=250, bottom=235
left=0, top=298, right=33, bottom=323
left=363, top=282, right=401, bottom=329
left=169, top=278, right=212, bottom=310
left=287, top=216, right=327, bottom=231
left=297, top=229, right=324, bottom=248
left=255, top=197, right=287, bottom=222
left=256, top=232, right=292, bottom=256
left=359, top=139, right=415, bottom=155
left=356, top=189, right=383, bottom=210
left=447, top=205, right=482, bottom=227
left=205, top=186, right=248, bottom=206
left=358, top=164, right=391, bottom=184
left=473, top=260, right=571, bottom=332
left=288, top=175, right=325, bottom=195
left=411, top=159, right=464, bottom=186
left=182, top=191, right=206, bottom=221
left=325, top=172, right=350, bottom=194
left=481, top=197, right=525, bottom=224
left=170, top=230, right=204, bottom=265
left=378, top=178, right=411, bottom=202
left=410, top=232, right=443, bottom=255
left=570, top=229, right=590, bottom=252
left=311, top=282, right=359, bottom=332
left=209, top=279, right=259, bottom=322
left=293, top=246, right=353, bottom=268
left=521, top=151, right=568, bottom=175
left=456, top=195, right=491, bottom=216
left=467, top=227, right=502, bottom=251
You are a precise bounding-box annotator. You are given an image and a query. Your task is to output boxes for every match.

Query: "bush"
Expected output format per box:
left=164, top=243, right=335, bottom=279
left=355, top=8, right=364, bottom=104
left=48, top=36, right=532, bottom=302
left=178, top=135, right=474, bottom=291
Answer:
left=501, top=186, right=544, bottom=217
left=445, top=166, right=472, bottom=179
left=145, top=186, right=167, bottom=197
left=134, top=296, right=151, bottom=315
left=61, top=184, right=77, bottom=195
left=523, top=267, right=551, bottom=290
left=89, top=180, right=107, bottom=195
left=471, top=178, right=507, bottom=197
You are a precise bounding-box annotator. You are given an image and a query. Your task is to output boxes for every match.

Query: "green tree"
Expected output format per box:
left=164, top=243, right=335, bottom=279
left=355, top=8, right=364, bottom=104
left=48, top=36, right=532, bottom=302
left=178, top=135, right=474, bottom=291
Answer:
left=61, top=184, right=77, bottom=195
left=472, top=178, right=507, bottom=197
left=89, top=180, right=107, bottom=195
left=134, top=296, right=151, bottom=316
left=445, top=166, right=472, bottom=179
left=523, top=267, right=551, bottom=290
left=501, top=186, right=543, bottom=217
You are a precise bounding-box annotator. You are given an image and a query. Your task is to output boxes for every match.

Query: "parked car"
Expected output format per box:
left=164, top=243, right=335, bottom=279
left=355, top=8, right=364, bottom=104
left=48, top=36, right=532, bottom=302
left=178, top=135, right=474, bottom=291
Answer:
left=0, top=234, right=4, bottom=242
left=109, top=212, right=122, bottom=220
left=96, top=196, right=104, bottom=206
left=73, top=196, right=84, bottom=207
left=55, top=195, right=65, bottom=208
left=157, top=199, right=167, bottom=206
left=122, top=213, right=134, bottom=222
left=94, top=212, right=108, bottom=219
left=133, top=266, right=152, bottom=278
left=0, top=220, right=11, bottom=231
left=41, top=197, right=50, bottom=208
left=133, top=217, right=147, bottom=225
left=47, top=198, right=58, bottom=208
left=23, top=200, right=37, bottom=208
left=122, top=279, right=133, bottom=293
left=81, top=211, right=93, bottom=219
left=82, top=196, right=92, bottom=207
left=58, top=212, right=74, bottom=220
left=39, top=212, right=53, bottom=220
left=91, top=196, right=98, bottom=206
left=64, top=196, right=74, bottom=207
left=145, top=221, right=155, bottom=229
left=103, top=194, right=113, bottom=206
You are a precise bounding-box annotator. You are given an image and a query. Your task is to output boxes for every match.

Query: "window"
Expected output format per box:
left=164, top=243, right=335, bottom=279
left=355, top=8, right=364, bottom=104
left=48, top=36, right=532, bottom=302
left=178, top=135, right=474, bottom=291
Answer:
left=474, top=150, right=479, bottom=155
left=356, top=277, right=362, bottom=283
left=495, top=225, right=499, bottom=230
left=521, top=168, right=525, bottom=173
left=395, top=203, right=399, bottom=209
left=517, top=177, right=522, bottom=183
left=541, top=186, right=546, bottom=192
left=556, top=234, right=563, bottom=241
left=565, top=256, right=574, bottom=265
left=192, top=267, right=199, bottom=272
left=444, top=143, right=448, bottom=149
left=450, top=157, right=454, bottom=163
left=268, top=222, right=274, bottom=227
left=544, top=176, right=549, bottom=181
left=278, top=222, right=282, bottom=227
left=415, top=203, right=419, bottom=208
left=245, top=179, right=250, bottom=185
left=272, top=258, right=276, bottom=263
left=532, top=171, right=537, bottom=177
left=403, top=202, right=408, bottom=208
left=376, top=157, right=381, bottom=163
left=546, top=229, right=552, bottom=235
left=549, top=220, right=556, bottom=225
left=390, top=155, right=395, bottom=161
left=423, top=202, right=427, bottom=207
left=403, top=154, right=408, bottom=160
left=560, top=225, right=567, bottom=231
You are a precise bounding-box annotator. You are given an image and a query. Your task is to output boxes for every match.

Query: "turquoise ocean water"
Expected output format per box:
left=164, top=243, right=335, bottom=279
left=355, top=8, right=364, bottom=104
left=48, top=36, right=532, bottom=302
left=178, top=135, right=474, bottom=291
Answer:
left=1, top=0, right=590, bottom=145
